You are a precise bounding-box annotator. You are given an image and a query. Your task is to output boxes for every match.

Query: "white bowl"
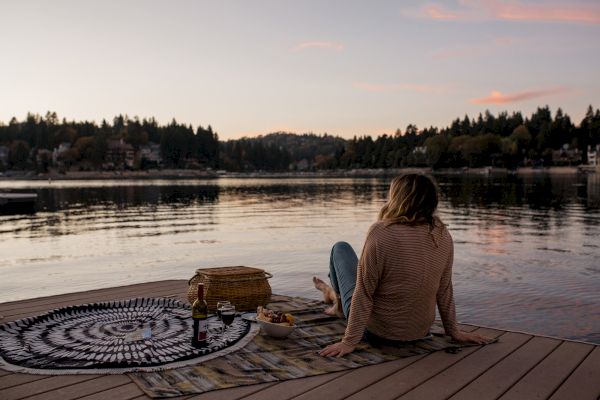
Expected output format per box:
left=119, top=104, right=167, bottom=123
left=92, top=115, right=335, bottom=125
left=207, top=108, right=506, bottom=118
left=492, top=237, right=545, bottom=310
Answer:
left=257, top=319, right=296, bottom=338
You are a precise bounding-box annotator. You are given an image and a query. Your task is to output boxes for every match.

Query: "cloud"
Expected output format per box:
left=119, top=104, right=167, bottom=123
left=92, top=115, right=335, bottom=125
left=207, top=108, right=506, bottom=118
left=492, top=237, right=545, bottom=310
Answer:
left=470, top=87, right=571, bottom=105
left=353, top=82, right=450, bottom=94
left=482, top=0, right=600, bottom=24
left=415, top=1, right=600, bottom=24
left=422, top=4, right=461, bottom=20
left=293, top=41, right=344, bottom=51
left=431, top=35, right=520, bottom=60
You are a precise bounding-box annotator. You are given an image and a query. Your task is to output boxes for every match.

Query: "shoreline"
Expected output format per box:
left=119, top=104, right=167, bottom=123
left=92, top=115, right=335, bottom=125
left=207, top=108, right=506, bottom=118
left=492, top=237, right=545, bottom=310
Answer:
left=0, top=166, right=596, bottom=181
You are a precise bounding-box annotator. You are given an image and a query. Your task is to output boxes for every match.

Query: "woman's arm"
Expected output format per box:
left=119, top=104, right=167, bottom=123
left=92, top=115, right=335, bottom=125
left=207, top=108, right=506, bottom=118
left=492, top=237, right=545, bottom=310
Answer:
left=320, top=227, right=382, bottom=357
left=437, top=235, right=492, bottom=345
left=436, top=242, right=459, bottom=338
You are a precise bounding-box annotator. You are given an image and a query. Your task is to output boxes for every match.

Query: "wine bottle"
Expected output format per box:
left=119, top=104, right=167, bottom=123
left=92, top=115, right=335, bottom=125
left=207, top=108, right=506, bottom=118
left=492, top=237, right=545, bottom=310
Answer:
left=192, top=283, right=208, bottom=347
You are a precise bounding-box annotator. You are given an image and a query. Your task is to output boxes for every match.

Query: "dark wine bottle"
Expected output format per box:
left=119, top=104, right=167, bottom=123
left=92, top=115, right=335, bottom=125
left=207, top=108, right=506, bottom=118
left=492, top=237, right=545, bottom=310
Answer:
left=192, top=283, right=208, bottom=347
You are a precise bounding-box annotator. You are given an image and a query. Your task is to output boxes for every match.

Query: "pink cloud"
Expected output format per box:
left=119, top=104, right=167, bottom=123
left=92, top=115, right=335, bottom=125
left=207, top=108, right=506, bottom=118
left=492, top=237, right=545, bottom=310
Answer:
left=483, top=0, right=600, bottom=24
left=422, top=4, right=461, bottom=20
left=470, top=87, right=571, bottom=105
left=353, top=82, right=450, bottom=94
left=293, top=41, right=344, bottom=51
left=417, top=1, right=600, bottom=24
left=431, top=35, right=520, bottom=60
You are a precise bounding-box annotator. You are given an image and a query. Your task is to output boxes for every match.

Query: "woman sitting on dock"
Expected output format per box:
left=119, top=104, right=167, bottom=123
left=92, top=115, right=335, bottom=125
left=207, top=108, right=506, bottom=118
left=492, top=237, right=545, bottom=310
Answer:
left=315, top=174, right=491, bottom=357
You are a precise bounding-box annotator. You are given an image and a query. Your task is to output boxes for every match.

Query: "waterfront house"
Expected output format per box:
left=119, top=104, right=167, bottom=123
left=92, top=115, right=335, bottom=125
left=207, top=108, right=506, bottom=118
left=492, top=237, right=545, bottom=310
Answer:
left=52, top=142, right=72, bottom=166
left=552, top=144, right=582, bottom=166
left=105, top=138, right=135, bottom=169
left=587, top=144, right=599, bottom=166
left=139, top=142, right=162, bottom=167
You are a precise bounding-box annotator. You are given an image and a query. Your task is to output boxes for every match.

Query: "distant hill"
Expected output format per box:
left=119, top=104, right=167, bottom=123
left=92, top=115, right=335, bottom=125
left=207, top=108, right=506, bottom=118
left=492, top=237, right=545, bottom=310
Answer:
left=260, top=132, right=345, bottom=162
left=219, top=132, right=346, bottom=171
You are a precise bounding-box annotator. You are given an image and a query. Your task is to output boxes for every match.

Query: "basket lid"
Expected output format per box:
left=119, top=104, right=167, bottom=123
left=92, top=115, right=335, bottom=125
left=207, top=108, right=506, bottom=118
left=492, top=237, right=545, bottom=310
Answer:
left=195, top=266, right=266, bottom=277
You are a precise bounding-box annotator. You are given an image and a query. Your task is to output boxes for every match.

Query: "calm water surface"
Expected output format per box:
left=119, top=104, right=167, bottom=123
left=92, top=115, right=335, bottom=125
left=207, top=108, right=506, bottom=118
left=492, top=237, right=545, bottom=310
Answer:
left=1, top=175, right=599, bottom=343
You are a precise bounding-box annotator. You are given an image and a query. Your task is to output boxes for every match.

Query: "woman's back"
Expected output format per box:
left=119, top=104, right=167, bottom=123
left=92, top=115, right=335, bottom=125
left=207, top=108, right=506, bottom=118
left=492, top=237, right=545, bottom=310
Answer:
left=362, top=220, right=454, bottom=341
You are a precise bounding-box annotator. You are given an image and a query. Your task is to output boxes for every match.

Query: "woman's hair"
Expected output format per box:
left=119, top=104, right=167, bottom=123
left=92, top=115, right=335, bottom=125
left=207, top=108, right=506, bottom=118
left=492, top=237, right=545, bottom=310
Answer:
left=378, top=174, right=439, bottom=226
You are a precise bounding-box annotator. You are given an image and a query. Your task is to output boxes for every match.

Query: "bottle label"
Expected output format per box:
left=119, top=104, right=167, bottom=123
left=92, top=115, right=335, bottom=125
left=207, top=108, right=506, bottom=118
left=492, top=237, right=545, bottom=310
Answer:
left=197, top=319, right=207, bottom=341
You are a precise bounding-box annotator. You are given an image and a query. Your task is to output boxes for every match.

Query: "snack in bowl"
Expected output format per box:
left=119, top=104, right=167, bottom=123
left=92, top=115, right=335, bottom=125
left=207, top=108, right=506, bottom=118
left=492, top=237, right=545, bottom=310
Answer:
left=256, top=306, right=295, bottom=338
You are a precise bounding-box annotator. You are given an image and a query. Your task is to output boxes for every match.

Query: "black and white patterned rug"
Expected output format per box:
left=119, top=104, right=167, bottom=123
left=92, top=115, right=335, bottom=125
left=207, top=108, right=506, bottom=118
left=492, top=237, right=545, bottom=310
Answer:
left=0, top=297, right=258, bottom=374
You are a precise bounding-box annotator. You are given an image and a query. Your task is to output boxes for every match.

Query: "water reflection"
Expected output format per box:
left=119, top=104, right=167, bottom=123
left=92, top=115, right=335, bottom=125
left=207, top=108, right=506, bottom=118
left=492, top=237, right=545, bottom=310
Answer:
left=0, top=175, right=598, bottom=343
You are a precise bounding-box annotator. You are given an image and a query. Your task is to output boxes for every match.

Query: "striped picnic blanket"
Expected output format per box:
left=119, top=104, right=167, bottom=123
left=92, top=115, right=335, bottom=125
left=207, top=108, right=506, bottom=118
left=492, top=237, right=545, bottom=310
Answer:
left=130, top=296, right=468, bottom=398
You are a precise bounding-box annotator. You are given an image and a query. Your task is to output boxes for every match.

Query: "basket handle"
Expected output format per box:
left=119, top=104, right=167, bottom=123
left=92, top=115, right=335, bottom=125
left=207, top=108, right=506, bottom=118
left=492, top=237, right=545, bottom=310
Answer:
left=189, top=271, right=273, bottom=283
left=188, top=273, right=200, bottom=286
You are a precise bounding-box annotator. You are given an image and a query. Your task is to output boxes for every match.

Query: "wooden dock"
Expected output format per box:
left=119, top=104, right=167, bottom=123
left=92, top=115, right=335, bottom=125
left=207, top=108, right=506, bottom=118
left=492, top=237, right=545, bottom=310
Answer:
left=0, top=280, right=598, bottom=400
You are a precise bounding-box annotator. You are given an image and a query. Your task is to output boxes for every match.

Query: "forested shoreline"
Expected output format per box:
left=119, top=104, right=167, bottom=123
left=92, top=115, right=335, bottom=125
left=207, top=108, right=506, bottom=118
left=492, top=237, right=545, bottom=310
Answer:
left=1, top=105, right=599, bottom=174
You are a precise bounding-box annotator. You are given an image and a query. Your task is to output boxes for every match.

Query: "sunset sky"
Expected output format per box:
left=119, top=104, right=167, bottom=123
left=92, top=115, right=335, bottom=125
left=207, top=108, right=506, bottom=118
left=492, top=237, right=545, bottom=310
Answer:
left=1, top=0, right=599, bottom=139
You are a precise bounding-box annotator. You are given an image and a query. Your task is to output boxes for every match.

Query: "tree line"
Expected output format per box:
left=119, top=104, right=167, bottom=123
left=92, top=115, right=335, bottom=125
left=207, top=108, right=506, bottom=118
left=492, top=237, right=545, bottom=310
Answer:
left=1, top=105, right=599, bottom=172
left=0, top=113, right=219, bottom=171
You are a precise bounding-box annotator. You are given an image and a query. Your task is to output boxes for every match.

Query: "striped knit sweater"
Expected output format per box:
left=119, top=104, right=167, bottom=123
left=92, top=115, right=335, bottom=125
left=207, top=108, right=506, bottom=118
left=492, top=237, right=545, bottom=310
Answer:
left=342, top=219, right=459, bottom=346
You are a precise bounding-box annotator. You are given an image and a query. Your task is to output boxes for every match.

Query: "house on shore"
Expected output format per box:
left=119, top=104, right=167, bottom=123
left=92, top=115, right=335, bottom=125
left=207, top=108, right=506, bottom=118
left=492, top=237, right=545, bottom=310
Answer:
left=105, top=138, right=135, bottom=169
left=139, top=142, right=162, bottom=167
left=587, top=144, right=599, bottom=166
left=552, top=144, right=582, bottom=166
left=52, top=142, right=72, bottom=166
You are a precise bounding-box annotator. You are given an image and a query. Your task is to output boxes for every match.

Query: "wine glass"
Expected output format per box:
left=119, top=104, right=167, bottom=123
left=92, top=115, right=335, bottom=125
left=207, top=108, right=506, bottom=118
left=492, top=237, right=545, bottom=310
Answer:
left=220, top=305, right=236, bottom=334
left=216, top=301, right=231, bottom=333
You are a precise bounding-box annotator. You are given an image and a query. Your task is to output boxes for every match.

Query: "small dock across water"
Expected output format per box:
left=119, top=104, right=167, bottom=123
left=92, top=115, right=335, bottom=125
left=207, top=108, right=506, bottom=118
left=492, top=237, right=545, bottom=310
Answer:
left=0, top=280, right=598, bottom=400
left=0, top=193, right=37, bottom=214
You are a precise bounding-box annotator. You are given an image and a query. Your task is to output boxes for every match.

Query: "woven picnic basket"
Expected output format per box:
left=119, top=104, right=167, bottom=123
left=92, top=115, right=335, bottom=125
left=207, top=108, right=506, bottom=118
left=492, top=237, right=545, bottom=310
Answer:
left=187, top=266, right=273, bottom=312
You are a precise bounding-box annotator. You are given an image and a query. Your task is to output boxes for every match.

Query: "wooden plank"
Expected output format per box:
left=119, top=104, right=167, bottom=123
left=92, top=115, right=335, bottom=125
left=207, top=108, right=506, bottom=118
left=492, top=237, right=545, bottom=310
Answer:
left=76, top=382, right=146, bottom=400
left=1, top=283, right=186, bottom=319
left=500, top=341, right=595, bottom=400
left=0, top=280, right=187, bottom=313
left=292, top=322, right=482, bottom=400
left=23, top=375, right=132, bottom=400
left=0, top=281, right=186, bottom=318
left=129, top=394, right=186, bottom=400
left=449, top=336, right=560, bottom=400
left=0, top=375, right=99, bottom=400
left=0, top=369, right=12, bottom=377
left=396, top=331, right=532, bottom=400
left=0, top=373, right=48, bottom=389
left=1, top=289, right=188, bottom=322
left=293, top=356, right=425, bottom=400
left=549, top=346, right=600, bottom=400
left=130, top=394, right=194, bottom=400
left=186, top=382, right=277, bottom=400
left=242, top=371, right=348, bottom=400
left=346, top=328, right=505, bottom=400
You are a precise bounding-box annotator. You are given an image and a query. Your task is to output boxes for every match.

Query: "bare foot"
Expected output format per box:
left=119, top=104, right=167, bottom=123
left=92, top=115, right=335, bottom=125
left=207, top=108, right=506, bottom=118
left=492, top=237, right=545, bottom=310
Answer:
left=313, top=277, right=337, bottom=304
left=324, top=297, right=345, bottom=319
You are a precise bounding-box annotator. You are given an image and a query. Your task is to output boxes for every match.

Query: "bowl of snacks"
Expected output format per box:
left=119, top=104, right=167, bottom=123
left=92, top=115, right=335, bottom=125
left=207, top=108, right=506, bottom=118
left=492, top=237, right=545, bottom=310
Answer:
left=256, top=306, right=295, bottom=338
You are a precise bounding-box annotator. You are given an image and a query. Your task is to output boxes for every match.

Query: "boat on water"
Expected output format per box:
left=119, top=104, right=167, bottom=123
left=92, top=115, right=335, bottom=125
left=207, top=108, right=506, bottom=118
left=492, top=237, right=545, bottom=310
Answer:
left=0, top=193, right=38, bottom=214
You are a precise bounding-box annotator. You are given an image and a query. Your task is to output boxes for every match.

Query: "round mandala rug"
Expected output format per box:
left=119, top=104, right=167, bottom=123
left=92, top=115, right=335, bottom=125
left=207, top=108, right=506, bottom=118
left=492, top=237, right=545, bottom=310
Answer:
left=0, top=297, right=259, bottom=374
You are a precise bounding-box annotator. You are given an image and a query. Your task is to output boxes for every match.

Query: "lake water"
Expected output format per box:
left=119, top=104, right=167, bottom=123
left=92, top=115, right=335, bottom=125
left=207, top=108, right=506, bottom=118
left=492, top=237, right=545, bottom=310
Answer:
left=1, top=174, right=599, bottom=344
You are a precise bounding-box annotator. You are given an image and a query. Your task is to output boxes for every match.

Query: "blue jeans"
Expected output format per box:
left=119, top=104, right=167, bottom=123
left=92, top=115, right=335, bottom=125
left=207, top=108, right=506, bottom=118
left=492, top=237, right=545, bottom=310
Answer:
left=328, top=241, right=358, bottom=319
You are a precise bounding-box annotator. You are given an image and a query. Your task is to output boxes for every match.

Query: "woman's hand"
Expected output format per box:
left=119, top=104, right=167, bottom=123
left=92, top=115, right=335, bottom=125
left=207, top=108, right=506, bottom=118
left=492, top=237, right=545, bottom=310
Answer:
left=451, top=330, right=493, bottom=344
left=319, top=341, right=355, bottom=357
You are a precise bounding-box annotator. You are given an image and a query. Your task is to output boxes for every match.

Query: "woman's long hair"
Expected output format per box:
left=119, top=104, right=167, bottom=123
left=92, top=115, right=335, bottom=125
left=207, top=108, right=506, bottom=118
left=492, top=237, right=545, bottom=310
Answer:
left=378, top=174, right=439, bottom=227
